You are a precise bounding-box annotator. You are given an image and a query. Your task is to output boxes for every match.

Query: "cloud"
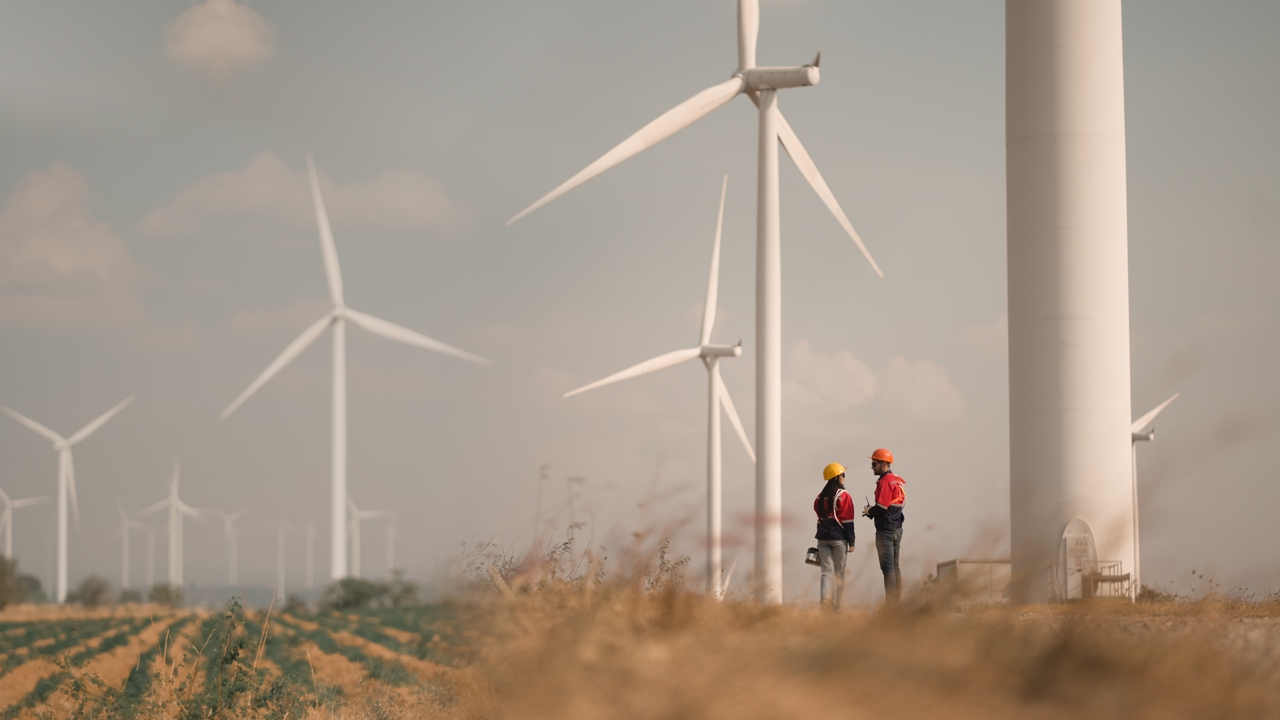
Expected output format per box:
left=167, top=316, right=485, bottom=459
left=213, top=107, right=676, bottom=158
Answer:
left=141, top=152, right=469, bottom=240
left=783, top=340, right=963, bottom=423
left=784, top=339, right=879, bottom=411
left=163, top=0, right=276, bottom=78
left=957, top=313, right=1007, bottom=358
left=0, top=163, right=146, bottom=328
left=881, top=356, right=964, bottom=423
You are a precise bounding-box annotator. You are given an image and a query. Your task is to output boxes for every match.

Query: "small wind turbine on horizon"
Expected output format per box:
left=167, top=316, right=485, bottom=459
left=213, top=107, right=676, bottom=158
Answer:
left=0, top=488, right=48, bottom=560
left=562, top=176, right=754, bottom=599
left=508, top=0, right=883, bottom=602
left=346, top=497, right=385, bottom=579
left=2, top=396, right=134, bottom=602
left=276, top=514, right=292, bottom=601
left=1130, top=392, right=1179, bottom=598
left=208, top=508, right=247, bottom=586
left=138, top=460, right=205, bottom=587
left=221, top=155, right=490, bottom=583
left=385, top=523, right=397, bottom=575
left=116, top=502, right=145, bottom=590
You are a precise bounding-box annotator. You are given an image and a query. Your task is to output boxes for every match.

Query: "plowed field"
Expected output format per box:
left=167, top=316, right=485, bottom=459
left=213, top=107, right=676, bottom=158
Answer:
left=0, top=603, right=459, bottom=719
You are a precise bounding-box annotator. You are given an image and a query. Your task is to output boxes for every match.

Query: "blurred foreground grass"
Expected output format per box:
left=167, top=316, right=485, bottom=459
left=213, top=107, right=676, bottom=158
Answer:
left=20, top=549, right=1280, bottom=719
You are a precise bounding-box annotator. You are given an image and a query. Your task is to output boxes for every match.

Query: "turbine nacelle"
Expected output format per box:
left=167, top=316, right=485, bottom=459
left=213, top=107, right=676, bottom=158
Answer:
left=740, top=65, right=819, bottom=91
left=1132, top=430, right=1155, bottom=443
left=700, top=343, right=742, bottom=359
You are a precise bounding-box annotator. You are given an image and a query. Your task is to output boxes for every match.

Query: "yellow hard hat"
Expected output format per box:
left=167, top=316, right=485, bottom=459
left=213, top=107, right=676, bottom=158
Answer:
left=822, top=462, right=846, bottom=481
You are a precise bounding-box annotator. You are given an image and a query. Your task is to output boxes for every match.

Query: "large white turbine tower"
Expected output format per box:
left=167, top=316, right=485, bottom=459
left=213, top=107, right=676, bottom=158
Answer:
left=1007, top=0, right=1136, bottom=602
left=138, top=461, right=205, bottom=587
left=508, top=0, right=881, bottom=602
left=2, top=396, right=134, bottom=602
left=346, top=497, right=385, bottom=579
left=1130, top=392, right=1178, bottom=597
left=0, top=488, right=48, bottom=560
left=563, top=176, right=755, bottom=598
left=222, top=155, right=490, bottom=582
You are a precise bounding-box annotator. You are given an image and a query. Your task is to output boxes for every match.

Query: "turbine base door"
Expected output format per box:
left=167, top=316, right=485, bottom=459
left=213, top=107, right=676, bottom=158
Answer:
left=1059, top=519, right=1098, bottom=602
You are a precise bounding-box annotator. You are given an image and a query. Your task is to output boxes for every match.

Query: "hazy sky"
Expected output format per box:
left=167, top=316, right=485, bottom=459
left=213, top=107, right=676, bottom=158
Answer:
left=1, top=0, right=1277, bottom=604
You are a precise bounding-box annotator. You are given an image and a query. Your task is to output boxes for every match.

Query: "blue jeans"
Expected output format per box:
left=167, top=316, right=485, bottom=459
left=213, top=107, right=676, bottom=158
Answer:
left=875, top=528, right=902, bottom=603
left=817, top=539, right=848, bottom=610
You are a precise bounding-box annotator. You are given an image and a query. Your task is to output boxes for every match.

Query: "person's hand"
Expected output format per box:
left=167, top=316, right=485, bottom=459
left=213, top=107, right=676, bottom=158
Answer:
left=862, top=505, right=871, bottom=518
left=847, top=545, right=855, bottom=554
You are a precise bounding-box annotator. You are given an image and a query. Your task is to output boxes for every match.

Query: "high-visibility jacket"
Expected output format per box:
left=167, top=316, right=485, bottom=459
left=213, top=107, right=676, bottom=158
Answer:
left=813, top=488, right=857, bottom=545
left=870, top=472, right=906, bottom=531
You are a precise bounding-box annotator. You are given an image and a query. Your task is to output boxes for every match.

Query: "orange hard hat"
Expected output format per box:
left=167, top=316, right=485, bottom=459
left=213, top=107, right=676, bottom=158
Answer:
left=869, top=448, right=894, bottom=463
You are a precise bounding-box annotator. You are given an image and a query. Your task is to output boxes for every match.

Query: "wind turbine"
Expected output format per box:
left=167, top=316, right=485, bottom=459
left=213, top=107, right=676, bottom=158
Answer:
left=346, top=496, right=385, bottom=579
left=116, top=502, right=145, bottom=590
left=138, top=460, right=205, bottom=587
left=563, top=176, right=755, bottom=598
left=1130, top=392, right=1178, bottom=598
left=304, top=521, right=317, bottom=590
left=2, top=396, right=134, bottom=602
left=0, top=488, right=48, bottom=560
left=145, top=528, right=156, bottom=589
left=208, top=508, right=246, bottom=586
left=508, top=1, right=882, bottom=602
left=386, top=523, right=397, bottom=574
left=276, top=514, right=292, bottom=601
left=221, top=155, right=490, bottom=582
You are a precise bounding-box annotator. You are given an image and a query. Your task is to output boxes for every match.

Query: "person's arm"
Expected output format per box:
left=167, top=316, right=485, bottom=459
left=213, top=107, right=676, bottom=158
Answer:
left=837, top=493, right=856, bottom=550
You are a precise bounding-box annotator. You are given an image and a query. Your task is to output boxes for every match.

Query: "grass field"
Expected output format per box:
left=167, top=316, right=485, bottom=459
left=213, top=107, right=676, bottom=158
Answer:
left=0, top=580, right=1277, bottom=718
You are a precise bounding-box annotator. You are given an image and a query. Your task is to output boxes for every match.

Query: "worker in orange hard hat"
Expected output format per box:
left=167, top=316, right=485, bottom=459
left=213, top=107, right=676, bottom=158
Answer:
left=863, top=448, right=906, bottom=604
left=812, top=462, right=856, bottom=612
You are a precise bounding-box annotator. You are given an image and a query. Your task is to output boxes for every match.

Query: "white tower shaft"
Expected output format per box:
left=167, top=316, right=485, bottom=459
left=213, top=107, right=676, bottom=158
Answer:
left=56, top=450, right=68, bottom=602
left=754, top=88, right=783, bottom=603
left=707, top=358, right=723, bottom=597
left=332, top=318, right=348, bottom=580
left=1007, top=0, right=1134, bottom=602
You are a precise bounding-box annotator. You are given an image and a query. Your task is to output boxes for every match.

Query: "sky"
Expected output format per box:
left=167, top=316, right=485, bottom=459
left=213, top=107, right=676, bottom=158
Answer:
left=0, top=0, right=1277, bottom=605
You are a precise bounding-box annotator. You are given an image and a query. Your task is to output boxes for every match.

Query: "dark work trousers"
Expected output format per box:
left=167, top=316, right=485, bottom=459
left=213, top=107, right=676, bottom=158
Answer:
left=875, top=528, right=903, bottom=603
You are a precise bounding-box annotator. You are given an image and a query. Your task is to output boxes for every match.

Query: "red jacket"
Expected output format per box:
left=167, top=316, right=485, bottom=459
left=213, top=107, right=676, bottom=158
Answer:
left=871, top=472, right=906, bottom=531
left=813, top=489, right=857, bottom=544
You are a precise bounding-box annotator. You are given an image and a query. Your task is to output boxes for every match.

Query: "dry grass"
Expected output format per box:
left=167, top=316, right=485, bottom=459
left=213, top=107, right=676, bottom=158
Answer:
left=8, top=548, right=1280, bottom=719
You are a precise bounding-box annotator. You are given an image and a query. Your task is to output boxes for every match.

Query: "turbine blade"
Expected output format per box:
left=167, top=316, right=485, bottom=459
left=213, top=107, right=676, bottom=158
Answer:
left=137, top=498, right=169, bottom=518
left=1132, top=392, right=1180, bottom=433
left=507, top=77, right=744, bottom=226
left=773, top=109, right=884, bottom=278
left=13, top=497, right=49, bottom=509
left=66, top=395, right=135, bottom=446
left=565, top=347, right=702, bottom=398
left=306, top=154, right=344, bottom=307
left=716, top=373, right=756, bottom=463
left=221, top=314, right=334, bottom=419
left=0, top=487, right=9, bottom=505
left=65, top=451, right=80, bottom=530
left=1, top=407, right=64, bottom=445
left=737, top=0, right=758, bottom=70
left=344, top=308, right=491, bottom=366
left=699, top=175, right=728, bottom=347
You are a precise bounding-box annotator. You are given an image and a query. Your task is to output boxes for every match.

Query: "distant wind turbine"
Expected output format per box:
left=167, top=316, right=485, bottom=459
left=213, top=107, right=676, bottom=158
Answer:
left=1130, top=392, right=1179, bottom=597
left=208, top=508, right=247, bottom=586
left=145, top=528, right=156, bottom=589
left=346, top=497, right=385, bottom=579
left=2, top=396, right=134, bottom=601
left=304, top=521, right=317, bottom=590
left=508, top=1, right=882, bottom=602
left=116, top=502, right=145, bottom=590
left=563, top=176, right=754, bottom=598
left=0, top=488, right=48, bottom=560
left=221, top=155, right=489, bottom=582
left=386, top=523, right=397, bottom=574
left=138, top=460, right=205, bottom=586
left=276, top=514, right=292, bottom=601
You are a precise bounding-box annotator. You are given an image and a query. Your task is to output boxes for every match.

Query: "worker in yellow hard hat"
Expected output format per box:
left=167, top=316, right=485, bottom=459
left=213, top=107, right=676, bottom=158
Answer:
left=863, top=448, right=906, bottom=604
left=812, top=462, right=856, bottom=612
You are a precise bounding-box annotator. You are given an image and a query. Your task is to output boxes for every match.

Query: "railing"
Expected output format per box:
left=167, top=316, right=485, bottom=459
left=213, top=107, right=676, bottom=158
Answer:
left=1048, top=560, right=1131, bottom=601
